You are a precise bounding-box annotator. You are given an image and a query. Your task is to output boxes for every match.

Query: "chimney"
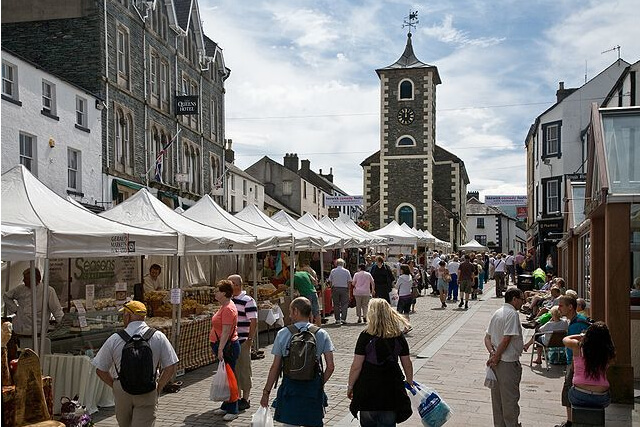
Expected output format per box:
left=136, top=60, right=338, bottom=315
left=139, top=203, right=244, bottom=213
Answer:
left=556, top=81, right=575, bottom=103
left=224, top=139, right=234, bottom=164
left=301, top=159, right=311, bottom=172
left=467, top=191, right=479, bottom=201
left=283, top=153, right=299, bottom=172
left=321, top=167, right=333, bottom=183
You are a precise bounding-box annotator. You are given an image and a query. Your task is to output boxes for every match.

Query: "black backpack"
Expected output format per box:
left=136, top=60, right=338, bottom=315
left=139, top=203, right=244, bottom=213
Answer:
left=282, top=325, right=321, bottom=381
left=116, top=328, right=157, bottom=395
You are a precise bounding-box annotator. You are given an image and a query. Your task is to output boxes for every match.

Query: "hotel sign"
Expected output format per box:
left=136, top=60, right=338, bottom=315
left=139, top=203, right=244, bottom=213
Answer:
left=175, top=95, right=199, bottom=115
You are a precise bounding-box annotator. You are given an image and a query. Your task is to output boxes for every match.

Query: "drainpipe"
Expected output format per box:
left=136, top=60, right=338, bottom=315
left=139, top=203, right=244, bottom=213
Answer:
left=103, top=0, right=110, bottom=202
left=143, top=23, right=149, bottom=187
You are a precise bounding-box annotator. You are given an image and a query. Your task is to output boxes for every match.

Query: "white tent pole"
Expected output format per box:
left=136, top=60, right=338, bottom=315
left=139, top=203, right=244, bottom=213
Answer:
left=4, top=262, right=11, bottom=317
left=252, top=252, right=258, bottom=349
left=170, top=255, right=178, bottom=348
left=39, top=258, right=50, bottom=359
left=289, top=237, right=295, bottom=296
left=30, top=261, right=39, bottom=355
left=319, top=251, right=324, bottom=321
left=175, top=256, right=182, bottom=346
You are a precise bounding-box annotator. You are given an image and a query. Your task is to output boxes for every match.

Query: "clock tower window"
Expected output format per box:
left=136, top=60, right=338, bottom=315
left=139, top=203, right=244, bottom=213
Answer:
left=397, top=135, right=416, bottom=147
left=399, top=79, right=414, bottom=100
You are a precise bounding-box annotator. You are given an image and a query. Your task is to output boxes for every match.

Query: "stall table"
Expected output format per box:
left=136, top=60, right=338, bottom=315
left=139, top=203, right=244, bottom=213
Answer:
left=155, top=315, right=215, bottom=372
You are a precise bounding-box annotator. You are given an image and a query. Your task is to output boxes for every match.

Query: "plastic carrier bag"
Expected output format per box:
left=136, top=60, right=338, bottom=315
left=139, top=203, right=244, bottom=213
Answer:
left=389, top=288, right=399, bottom=308
left=406, top=381, right=452, bottom=427
left=484, top=366, right=497, bottom=389
left=209, top=360, right=230, bottom=402
left=250, top=406, right=275, bottom=427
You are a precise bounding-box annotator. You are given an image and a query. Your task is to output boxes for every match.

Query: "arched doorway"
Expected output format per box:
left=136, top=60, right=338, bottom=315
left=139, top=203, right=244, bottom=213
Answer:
left=398, top=205, right=415, bottom=228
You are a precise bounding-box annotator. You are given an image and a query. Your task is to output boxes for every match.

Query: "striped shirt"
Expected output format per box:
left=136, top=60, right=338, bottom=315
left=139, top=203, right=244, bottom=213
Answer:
left=231, top=291, right=258, bottom=343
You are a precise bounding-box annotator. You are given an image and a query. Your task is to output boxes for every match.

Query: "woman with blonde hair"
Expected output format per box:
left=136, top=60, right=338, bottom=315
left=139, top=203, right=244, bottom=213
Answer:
left=347, top=298, right=413, bottom=426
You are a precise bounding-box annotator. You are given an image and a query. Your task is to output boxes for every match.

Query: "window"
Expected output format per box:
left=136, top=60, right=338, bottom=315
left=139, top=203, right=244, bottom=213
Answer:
left=75, top=96, right=87, bottom=128
left=396, top=135, right=416, bottom=147
left=114, top=107, right=133, bottom=171
left=42, top=80, right=56, bottom=115
left=19, top=133, right=36, bottom=174
left=283, top=180, right=292, bottom=196
left=150, top=52, right=159, bottom=103
left=243, top=200, right=247, bottom=209
left=160, top=60, right=170, bottom=111
left=2, top=61, right=18, bottom=100
left=303, top=181, right=307, bottom=199
left=210, top=98, right=217, bottom=140
left=543, top=178, right=561, bottom=214
left=117, top=26, right=130, bottom=87
left=242, top=179, right=247, bottom=196
left=476, top=218, right=485, bottom=228
left=254, top=185, right=258, bottom=199
left=313, top=188, right=317, bottom=203
left=542, top=121, right=561, bottom=157
left=399, top=79, right=413, bottom=100
left=475, top=235, right=487, bottom=245
left=67, top=149, right=80, bottom=190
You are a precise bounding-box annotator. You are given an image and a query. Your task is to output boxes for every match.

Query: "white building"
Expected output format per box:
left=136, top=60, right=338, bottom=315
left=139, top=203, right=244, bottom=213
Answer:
left=225, top=162, right=264, bottom=214
left=466, top=196, right=526, bottom=253
left=1, top=49, right=103, bottom=209
left=526, top=59, right=629, bottom=267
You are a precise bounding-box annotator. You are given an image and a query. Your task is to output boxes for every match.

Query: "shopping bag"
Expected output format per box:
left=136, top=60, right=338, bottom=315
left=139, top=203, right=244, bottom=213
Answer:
left=389, top=288, right=399, bottom=309
left=250, top=406, right=274, bottom=427
left=225, top=361, right=240, bottom=402
left=209, top=360, right=230, bottom=401
left=484, top=366, right=497, bottom=389
left=406, top=381, right=452, bottom=427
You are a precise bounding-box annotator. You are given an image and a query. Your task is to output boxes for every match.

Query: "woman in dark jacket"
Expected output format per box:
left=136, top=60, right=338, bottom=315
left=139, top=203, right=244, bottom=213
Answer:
left=347, top=298, right=413, bottom=426
left=369, top=256, right=395, bottom=303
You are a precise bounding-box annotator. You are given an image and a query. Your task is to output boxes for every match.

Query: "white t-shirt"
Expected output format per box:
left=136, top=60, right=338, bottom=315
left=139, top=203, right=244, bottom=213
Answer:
left=92, top=320, right=179, bottom=379
left=431, top=256, right=441, bottom=270
left=505, top=255, right=514, bottom=266
left=486, top=303, right=523, bottom=362
left=396, top=274, right=413, bottom=297
left=537, top=319, right=569, bottom=346
left=447, top=261, right=460, bottom=274
left=493, top=258, right=506, bottom=273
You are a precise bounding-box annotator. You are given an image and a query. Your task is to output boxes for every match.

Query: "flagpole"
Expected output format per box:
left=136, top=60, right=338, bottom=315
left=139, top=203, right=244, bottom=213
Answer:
left=145, top=128, right=182, bottom=184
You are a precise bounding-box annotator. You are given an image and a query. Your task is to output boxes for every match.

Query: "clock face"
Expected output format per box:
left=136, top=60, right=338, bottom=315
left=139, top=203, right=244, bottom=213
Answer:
left=397, top=107, right=415, bottom=125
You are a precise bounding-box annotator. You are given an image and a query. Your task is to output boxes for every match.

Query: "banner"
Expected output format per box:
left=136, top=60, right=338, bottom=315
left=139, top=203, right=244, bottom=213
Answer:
left=325, top=195, right=363, bottom=206
left=484, top=195, right=527, bottom=206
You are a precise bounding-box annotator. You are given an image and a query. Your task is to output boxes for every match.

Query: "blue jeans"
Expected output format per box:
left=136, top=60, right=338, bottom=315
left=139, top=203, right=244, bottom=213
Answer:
left=360, top=410, right=396, bottom=427
left=447, top=273, right=458, bottom=300
left=211, top=340, right=241, bottom=414
left=569, top=386, right=610, bottom=408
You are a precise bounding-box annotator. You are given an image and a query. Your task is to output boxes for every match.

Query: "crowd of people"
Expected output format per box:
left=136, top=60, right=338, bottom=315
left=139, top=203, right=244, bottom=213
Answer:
left=4, top=251, right=618, bottom=427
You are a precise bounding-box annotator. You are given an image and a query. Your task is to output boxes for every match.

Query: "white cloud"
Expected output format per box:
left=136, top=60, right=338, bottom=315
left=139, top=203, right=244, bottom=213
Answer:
left=423, top=14, right=504, bottom=48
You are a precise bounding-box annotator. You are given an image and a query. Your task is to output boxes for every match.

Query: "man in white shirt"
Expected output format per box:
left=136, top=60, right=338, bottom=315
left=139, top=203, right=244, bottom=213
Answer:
left=504, top=251, right=515, bottom=286
left=93, top=300, right=178, bottom=427
left=327, top=258, right=353, bottom=324
left=446, top=256, right=460, bottom=302
left=429, top=251, right=442, bottom=295
left=493, top=254, right=507, bottom=298
left=3, top=268, right=64, bottom=354
left=485, top=287, right=524, bottom=427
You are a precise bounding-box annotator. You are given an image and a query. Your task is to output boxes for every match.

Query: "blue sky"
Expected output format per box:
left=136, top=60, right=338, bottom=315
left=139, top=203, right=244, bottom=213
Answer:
left=199, top=0, right=640, bottom=198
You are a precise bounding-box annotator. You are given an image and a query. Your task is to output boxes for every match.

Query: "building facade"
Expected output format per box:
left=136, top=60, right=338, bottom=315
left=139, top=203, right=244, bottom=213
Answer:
left=361, top=32, right=469, bottom=247
left=2, top=0, right=229, bottom=210
left=466, top=194, right=526, bottom=254
left=1, top=49, right=103, bottom=209
left=525, top=59, right=629, bottom=268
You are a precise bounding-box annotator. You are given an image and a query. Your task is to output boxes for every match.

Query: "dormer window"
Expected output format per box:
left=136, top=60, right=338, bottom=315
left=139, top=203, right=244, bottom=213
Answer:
left=399, top=79, right=414, bottom=100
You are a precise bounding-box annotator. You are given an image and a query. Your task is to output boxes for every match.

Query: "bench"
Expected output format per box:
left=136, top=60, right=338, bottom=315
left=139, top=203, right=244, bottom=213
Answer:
left=571, top=406, right=605, bottom=427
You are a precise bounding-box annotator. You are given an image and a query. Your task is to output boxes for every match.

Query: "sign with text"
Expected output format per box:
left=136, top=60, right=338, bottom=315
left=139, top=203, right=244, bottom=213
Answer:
left=516, top=206, right=528, bottom=219
left=485, top=195, right=527, bottom=206
left=325, top=195, right=363, bottom=206
left=175, top=95, right=199, bottom=115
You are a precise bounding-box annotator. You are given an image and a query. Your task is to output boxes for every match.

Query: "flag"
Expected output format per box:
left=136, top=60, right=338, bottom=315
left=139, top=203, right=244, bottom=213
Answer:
left=154, top=136, right=176, bottom=183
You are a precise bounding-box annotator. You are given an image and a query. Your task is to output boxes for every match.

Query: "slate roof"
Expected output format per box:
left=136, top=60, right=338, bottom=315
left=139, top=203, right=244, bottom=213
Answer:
left=203, top=35, right=218, bottom=58
left=174, top=0, right=192, bottom=31
left=226, top=162, right=261, bottom=184
left=360, top=150, right=380, bottom=167
left=377, top=33, right=441, bottom=84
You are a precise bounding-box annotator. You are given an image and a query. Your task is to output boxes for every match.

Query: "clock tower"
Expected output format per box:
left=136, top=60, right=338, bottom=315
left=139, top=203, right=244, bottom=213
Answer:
left=374, top=30, right=441, bottom=230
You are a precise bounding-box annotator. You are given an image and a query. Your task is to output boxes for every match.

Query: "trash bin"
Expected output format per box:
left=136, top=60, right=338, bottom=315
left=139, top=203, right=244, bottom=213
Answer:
left=517, top=274, right=534, bottom=292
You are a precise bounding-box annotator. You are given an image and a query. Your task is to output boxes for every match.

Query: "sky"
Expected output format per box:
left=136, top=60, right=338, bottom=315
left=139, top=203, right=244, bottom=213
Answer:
left=198, top=0, right=640, bottom=199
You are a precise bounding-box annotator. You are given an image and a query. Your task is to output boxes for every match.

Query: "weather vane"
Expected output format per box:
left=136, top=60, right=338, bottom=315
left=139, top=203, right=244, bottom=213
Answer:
left=402, top=10, right=419, bottom=35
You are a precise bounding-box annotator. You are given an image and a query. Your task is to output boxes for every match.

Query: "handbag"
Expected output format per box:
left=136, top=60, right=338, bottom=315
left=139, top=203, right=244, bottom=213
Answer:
left=250, top=406, right=275, bottom=427
left=411, top=286, right=419, bottom=299
left=210, top=360, right=230, bottom=401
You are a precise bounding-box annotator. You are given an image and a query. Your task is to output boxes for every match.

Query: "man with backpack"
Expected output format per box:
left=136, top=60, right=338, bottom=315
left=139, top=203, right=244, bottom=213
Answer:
left=260, top=297, right=335, bottom=427
left=93, top=300, right=178, bottom=427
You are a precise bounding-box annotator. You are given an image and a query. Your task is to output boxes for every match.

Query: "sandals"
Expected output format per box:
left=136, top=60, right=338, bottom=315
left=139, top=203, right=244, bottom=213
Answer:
left=162, top=381, right=182, bottom=393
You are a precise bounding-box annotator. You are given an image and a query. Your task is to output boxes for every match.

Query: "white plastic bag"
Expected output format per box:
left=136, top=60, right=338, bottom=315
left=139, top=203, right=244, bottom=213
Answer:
left=389, top=288, right=399, bottom=308
left=406, top=381, right=452, bottom=427
left=250, top=406, right=274, bottom=427
left=209, top=360, right=230, bottom=401
left=484, top=366, right=497, bottom=389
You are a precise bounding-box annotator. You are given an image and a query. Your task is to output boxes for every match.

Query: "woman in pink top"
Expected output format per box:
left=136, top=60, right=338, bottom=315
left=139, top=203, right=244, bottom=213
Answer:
left=563, top=321, right=615, bottom=408
left=352, top=264, right=375, bottom=323
left=209, top=279, right=240, bottom=419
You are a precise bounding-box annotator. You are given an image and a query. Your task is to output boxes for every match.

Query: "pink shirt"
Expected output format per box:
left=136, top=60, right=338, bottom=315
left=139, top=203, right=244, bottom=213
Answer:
left=572, top=352, right=609, bottom=388
left=352, top=270, right=375, bottom=296
left=209, top=301, right=238, bottom=343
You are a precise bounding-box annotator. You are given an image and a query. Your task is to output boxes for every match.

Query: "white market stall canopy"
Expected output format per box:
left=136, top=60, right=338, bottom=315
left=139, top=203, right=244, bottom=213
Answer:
left=458, top=239, right=488, bottom=252
left=1, top=165, right=178, bottom=258
left=400, top=223, right=434, bottom=246
left=319, top=216, right=369, bottom=247
left=370, top=220, right=419, bottom=246
left=271, top=211, right=341, bottom=249
left=100, top=188, right=256, bottom=255
left=297, top=213, right=358, bottom=248
left=1, top=223, right=36, bottom=261
left=333, top=214, right=387, bottom=245
left=183, top=195, right=292, bottom=252
left=235, top=204, right=324, bottom=251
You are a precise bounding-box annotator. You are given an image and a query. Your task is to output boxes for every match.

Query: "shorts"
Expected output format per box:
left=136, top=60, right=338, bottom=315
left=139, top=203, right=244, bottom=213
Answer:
left=303, top=292, right=320, bottom=317
left=459, top=279, right=473, bottom=294
left=397, top=295, right=412, bottom=314
left=437, top=278, right=448, bottom=292
left=561, top=364, right=574, bottom=407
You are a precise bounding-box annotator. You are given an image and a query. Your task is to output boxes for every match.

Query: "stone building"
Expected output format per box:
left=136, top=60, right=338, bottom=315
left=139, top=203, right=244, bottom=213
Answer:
left=361, top=32, right=469, bottom=247
left=2, top=0, right=229, bottom=209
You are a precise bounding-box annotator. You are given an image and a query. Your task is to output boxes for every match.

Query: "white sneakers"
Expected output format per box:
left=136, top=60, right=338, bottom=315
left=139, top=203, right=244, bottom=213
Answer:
left=223, top=413, right=239, bottom=421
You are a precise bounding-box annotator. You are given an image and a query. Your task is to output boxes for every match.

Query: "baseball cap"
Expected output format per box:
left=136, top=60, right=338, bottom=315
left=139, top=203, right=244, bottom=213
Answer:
left=119, top=300, right=147, bottom=316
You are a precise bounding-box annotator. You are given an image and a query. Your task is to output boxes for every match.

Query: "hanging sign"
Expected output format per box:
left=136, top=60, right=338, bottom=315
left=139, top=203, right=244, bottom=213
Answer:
left=175, top=95, right=199, bottom=115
